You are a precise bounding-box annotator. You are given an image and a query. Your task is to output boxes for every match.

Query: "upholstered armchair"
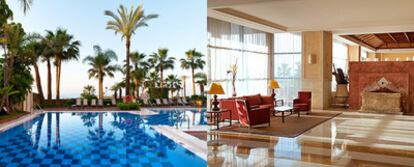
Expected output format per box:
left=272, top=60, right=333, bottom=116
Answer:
left=235, top=99, right=270, bottom=128
left=293, top=91, right=312, bottom=113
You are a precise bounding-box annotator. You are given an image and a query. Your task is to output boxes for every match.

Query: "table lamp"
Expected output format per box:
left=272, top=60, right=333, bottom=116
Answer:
left=208, top=82, right=225, bottom=111
left=268, top=80, right=280, bottom=99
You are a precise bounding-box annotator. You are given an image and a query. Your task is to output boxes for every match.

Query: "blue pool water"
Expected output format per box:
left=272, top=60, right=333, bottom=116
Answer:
left=0, top=109, right=207, bottom=167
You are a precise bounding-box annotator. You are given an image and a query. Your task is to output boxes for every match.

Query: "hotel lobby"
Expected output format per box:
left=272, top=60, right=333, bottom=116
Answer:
left=206, top=0, right=414, bottom=166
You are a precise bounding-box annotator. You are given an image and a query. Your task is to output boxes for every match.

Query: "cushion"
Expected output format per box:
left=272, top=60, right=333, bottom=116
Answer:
left=243, top=94, right=262, bottom=108
left=261, top=96, right=274, bottom=106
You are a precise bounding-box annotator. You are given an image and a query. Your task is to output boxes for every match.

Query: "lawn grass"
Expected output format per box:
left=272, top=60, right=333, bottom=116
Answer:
left=0, top=110, right=28, bottom=123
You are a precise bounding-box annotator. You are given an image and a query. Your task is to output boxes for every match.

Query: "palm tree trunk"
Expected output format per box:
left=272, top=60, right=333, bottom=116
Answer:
left=160, top=65, right=164, bottom=87
left=99, top=75, right=103, bottom=99
left=200, top=85, right=204, bottom=97
left=135, top=80, right=139, bottom=100
left=47, top=59, right=52, bottom=100
left=33, top=63, right=45, bottom=101
left=55, top=56, right=61, bottom=100
left=125, top=39, right=131, bottom=96
left=1, top=45, right=10, bottom=113
left=191, top=68, right=195, bottom=96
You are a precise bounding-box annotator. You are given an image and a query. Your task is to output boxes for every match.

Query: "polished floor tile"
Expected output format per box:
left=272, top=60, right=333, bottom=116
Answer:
left=208, top=111, right=414, bottom=167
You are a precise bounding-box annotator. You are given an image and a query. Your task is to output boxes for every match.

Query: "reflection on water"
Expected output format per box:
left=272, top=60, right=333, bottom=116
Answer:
left=0, top=112, right=206, bottom=166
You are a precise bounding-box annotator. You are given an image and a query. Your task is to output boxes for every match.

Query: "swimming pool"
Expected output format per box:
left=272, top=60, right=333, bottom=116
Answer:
left=0, top=110, right=207, bottom=166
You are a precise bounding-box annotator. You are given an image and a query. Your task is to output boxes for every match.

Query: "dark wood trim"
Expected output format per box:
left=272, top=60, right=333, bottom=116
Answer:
left=340, top=35, right=376, bottom=51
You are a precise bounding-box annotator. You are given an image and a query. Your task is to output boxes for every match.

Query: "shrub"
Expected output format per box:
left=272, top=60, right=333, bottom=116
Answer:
left=148, top=87, right=169, bottom=99
left=117, top=102, right=140, bottom=110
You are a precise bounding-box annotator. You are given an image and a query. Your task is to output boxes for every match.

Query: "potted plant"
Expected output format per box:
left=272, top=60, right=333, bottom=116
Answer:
left=332, top=66, right=349, bottom=103
left=227, top=60, right=238, bottom=97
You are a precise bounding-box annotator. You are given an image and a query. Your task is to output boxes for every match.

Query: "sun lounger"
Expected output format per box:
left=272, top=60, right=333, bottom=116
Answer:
left=162, top=98, right=170, bottom=105
left=91, top=99, right=97, bottom=107
left=73, top=98, right=81, bottom=108
left=142, top=99, right=152, bottom=106
left=168, top=98, right=175, bottom=105
left=82, top=99, right=88, bottom=108
left=155, top=99, right=163, bottom=106
left=98, top=99, right=104, bottom=107
left=177, top=98, right=186, bottom=106
left=182, top=98, right=190, bottom=105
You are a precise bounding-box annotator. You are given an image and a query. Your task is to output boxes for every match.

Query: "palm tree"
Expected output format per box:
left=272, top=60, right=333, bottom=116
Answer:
left=180, top=49, right=205, bottom=96
left=43, top=28, right=80, bottom=100
left=22, top=36, right=45, bottom=101
left=105, top=4, right=158, bottom=96
left=148, top=48, right=175, bottom=87
left=194, top=72, right=207, bottom=97
left=130, top=51, right=149, bottom=99
left=164, top=75, right=182, bottom=98
left=83, top=45, right=119, bottom=99
left=145, top=71, right=160, bottom=88
left=18, top=0, right=33, bottom=14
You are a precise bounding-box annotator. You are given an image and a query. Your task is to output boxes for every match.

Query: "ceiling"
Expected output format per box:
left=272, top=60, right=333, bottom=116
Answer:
left=208, top=0, right=414, bottom=34
left=341, top=32, right=414, bottom=50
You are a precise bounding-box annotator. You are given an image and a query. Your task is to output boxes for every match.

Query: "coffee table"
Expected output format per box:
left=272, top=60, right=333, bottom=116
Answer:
left=274, top=106, right=300, bottom=123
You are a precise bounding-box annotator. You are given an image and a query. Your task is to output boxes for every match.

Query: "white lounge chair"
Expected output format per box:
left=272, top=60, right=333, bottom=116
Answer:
left=155, top=99, right=163, bottom=106
left=182, top=98, right=190, bottom=105
left=91, top=99, right=97, bottom=107
left=177, top=98, right=185, bottom=106
left=162, top=98, right=170, bottom=105
left=73, top=98, right=81, bottom=108
left=143, top=99, right=152, bottom=106
left=82, top=99, right=88, bottom=108
left=98, top=99, right=104, bottom=107
left=168, top=98, right=175, bottom=105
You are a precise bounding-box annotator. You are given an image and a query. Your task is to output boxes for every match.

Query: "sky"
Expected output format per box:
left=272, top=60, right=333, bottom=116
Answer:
left=7, top=0, right=207, bottom=98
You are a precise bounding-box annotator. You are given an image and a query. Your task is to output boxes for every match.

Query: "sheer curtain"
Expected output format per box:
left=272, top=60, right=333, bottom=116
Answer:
left=274, top=33, right=302, bottom=105
left=208, top=18, right=269, bottom=97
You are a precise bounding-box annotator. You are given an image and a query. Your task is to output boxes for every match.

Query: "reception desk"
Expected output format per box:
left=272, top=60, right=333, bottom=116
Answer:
left=361, top=92, right=401, bottom=114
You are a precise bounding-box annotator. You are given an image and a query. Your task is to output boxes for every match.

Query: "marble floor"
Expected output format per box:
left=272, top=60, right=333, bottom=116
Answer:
left=207, top=111, right=414, bottom=167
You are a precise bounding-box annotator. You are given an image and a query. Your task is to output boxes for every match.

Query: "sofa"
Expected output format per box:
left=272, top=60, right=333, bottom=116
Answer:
left=219, top=94, right=275, bottom=121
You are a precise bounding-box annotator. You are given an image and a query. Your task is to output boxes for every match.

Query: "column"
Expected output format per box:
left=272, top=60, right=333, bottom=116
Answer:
left=301, top=31, right=333, bottom=109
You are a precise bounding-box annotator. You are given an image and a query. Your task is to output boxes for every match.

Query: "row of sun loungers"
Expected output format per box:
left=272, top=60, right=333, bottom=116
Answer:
left=73, top=97, right=192, bottom=108
left=142, top=98, right=191, bottom=107
left=72, top=98, right=117, bottom=108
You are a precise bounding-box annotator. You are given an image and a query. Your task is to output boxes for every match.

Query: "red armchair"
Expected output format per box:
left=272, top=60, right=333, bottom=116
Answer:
left=219, top=98, right=239, bottom=121
left=293, top=91, right=312, bottom=113
left=235, top=99, right=270, bottom=128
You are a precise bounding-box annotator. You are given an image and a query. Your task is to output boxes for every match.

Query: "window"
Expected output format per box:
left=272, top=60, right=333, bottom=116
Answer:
left=274, top=33, right=302, bottom=105
left=332, top=40, right=348, bottom=91
left=208, top=18, right=269, bottom=97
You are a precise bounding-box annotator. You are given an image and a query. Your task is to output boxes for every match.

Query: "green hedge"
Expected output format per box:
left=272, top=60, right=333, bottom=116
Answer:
left=148, top=87, right=169, bottom=99
left=117, top=102, right=140, bottom=110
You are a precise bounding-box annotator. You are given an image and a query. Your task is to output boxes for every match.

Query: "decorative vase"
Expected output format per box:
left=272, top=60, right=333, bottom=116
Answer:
left=336, top=84, right=348, bottom=103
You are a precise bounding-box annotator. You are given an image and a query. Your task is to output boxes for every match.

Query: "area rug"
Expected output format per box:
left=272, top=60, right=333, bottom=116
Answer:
left=217, top=111, right=341, bottom=138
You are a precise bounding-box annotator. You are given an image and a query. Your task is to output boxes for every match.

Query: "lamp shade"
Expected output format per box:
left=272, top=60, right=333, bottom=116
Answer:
left=268, top=80, right=280, bottom=89
left=208, top=83, right=225, bottom=94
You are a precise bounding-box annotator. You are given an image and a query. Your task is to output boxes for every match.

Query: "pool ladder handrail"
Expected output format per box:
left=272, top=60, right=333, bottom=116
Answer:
left=33, top=104, right=44, bottom=113
left=173, top=110, right=190, bottom=129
